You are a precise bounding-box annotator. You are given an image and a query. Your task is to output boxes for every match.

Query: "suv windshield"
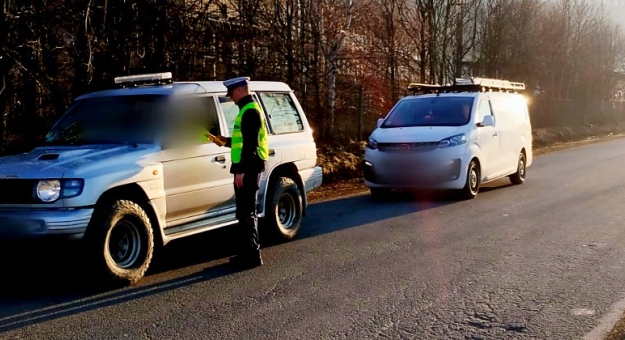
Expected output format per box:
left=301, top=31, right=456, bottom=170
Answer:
left=45, top=95, right=167, bottom=145
left=382, top=96, right=475, bottom=128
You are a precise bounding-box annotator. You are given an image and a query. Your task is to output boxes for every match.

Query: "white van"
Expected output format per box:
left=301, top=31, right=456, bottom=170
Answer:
left=363, top=77, right=532, bottom=199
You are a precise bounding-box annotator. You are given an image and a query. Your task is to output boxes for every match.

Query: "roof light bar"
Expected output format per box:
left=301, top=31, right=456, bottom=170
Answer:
left=114, top=72, right=173, bottom=86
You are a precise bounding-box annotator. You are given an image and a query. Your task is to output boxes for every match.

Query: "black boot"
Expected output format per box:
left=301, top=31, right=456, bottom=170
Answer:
left=228, top=253, right=262, bottom=269
left=229, top=214, right=263, bottom=269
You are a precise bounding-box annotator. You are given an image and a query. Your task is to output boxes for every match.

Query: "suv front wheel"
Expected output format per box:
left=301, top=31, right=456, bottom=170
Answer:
left=263, top=177, right=303, bottom=242
left=87, top=200, right=154, bottom=286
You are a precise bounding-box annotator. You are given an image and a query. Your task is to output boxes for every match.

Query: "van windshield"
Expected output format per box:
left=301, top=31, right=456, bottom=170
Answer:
left=381, top=97, right=475, bottom=128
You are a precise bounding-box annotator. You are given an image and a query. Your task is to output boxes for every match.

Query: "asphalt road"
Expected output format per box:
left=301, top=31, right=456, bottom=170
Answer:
left=3, top=138, right=625, bottom=340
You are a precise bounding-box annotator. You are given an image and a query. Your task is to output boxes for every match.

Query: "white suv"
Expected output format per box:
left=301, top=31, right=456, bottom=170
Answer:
left=364, top=77, right=532, bottom=199
left=0, top=72, right=322, bottom=285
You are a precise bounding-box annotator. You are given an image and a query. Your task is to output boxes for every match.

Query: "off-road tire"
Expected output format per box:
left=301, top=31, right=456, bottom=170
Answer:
left=370, top=188, right=392, bottom=201
left=86, top=200, right=154, bottom=286
left=262, top=177, right=303, bottom=242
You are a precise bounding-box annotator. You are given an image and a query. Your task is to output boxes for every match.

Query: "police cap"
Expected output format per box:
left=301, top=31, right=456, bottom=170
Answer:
left=223, top=77, right=250, bottom=97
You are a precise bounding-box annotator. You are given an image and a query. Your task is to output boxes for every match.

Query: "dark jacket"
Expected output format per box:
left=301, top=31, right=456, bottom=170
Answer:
left=225, top=95, right=266, bottom=175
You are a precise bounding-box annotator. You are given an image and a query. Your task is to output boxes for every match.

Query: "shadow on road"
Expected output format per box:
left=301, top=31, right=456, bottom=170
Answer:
left=0, top=180, right=512, bottom=333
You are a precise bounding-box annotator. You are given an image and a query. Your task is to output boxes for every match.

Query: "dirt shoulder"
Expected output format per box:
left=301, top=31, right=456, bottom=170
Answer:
left=307, top=132, right=625, bottom=204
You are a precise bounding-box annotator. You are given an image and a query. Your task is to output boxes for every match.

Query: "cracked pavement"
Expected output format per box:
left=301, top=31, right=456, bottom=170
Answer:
left=3, top=138, right=625, bottom=339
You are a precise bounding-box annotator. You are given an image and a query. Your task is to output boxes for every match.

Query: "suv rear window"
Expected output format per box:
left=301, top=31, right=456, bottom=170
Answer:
left=382, top=97, right=475, bottom=128
left=258, top=92, right=304, bottom=134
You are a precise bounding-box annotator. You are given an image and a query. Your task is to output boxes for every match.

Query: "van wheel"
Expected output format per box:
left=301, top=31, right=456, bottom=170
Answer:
left=461, top=160, right=480, bottom=199
left=263, top=177, right=303, bottom=242
left=509, top=152, right=526, bottom=185
left=86, top=200, right=154, bottom=286
left=370, top=188, right=391, bottom=201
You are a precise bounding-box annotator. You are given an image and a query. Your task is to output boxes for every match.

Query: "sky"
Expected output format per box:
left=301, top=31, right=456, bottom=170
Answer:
left=595, top=0, right=625, bottom=28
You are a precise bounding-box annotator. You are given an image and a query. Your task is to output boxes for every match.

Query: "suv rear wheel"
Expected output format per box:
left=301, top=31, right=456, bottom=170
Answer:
left=263, top=177, right=302, bottom=242
left=87, top=200, right=154, bottom=286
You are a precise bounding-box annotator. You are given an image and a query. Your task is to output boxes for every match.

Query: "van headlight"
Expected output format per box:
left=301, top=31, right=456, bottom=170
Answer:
left=36, top=179, right=84, bottom=203
left=366, top=136, right=379, bottom=150
left=438, top=134, right=467, bottom=148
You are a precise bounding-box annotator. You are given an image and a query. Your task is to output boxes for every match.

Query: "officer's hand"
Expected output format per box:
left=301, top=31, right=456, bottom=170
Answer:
left=205, top=132, right=227, bottom=146
left=216, top=135, right=227, bottom=145
left=235, top=173, right=244, bottom=188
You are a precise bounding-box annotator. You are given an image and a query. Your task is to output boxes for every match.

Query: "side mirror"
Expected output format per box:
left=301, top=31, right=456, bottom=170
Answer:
left=478, top=115, right=494, bottom=127
left=377, top=118, right=384, bottom=128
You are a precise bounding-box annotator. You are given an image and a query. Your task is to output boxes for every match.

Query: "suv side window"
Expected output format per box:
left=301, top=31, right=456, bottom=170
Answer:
left=163, top=96, right=221, bottom=146
left=218, top=96, right=240, bottom=137
left=218, top=94, right=273, bottom=136
left=258, top=92, right=304, bottom=134
left=201, top=96, right=221, bottom=136
left=477, top=99, right=494, bottom=123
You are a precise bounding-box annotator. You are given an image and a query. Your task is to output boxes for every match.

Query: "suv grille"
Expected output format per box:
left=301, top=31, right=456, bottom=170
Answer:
left=0, top=179, right=38, bottom=204
left=378, top=142, right=438, bottom=153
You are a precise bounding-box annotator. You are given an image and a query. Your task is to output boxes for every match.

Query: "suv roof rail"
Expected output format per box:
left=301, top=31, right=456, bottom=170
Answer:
left=408, top=77, right=526, bottom=95
left=114, top=72, right=173, bottom=88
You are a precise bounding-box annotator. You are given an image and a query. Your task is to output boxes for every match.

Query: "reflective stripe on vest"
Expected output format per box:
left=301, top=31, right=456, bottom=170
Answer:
left=231, top=102, right=269, bottom=163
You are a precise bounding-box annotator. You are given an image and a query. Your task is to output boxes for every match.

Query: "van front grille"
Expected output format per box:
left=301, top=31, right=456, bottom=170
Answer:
left=378, top=142, right=438, bottom=153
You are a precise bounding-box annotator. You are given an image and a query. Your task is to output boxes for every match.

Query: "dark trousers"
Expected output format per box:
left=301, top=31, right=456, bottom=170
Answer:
left=234, top=172, right=262, bottom=258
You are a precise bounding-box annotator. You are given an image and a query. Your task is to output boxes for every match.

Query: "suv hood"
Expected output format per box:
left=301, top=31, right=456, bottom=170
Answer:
left=0, top=144, right=161, bottom=179
left=372, top=126, right=468, bottom=143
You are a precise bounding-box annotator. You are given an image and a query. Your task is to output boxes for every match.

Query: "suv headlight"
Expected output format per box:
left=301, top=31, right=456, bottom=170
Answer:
left=438, top=133, right=467, bottom=148
left=37, top=180, right=61, bottom=202
left=366, top=136, right=379, bottom=150
left=35, top=179, right=84, bottom=203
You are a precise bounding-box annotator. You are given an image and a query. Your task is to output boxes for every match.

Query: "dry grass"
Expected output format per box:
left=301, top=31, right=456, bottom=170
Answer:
left=316, top=141, right=366, bottom=183
left=532, top=124, right=625, bottom=148
left=606, top=317, right=625, bottom=340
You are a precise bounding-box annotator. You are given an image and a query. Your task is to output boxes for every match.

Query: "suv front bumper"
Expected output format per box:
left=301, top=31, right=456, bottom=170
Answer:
left=0, top=208, right=94, bottom=239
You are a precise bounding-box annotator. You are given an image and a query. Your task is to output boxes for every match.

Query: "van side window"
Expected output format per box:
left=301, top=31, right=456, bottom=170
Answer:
left=477, top=99, right=494, bottom=123
left=258, top=92, right=304, bottom=134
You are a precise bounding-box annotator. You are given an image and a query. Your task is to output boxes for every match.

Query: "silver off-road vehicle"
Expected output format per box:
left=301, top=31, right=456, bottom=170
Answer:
left=0, top=72, right=322, bottom=285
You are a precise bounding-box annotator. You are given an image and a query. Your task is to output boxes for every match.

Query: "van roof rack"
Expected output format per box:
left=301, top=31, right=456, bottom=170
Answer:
left=114, top=72, right=173, bottom=88
left=408, top=77, right=526, bottom=95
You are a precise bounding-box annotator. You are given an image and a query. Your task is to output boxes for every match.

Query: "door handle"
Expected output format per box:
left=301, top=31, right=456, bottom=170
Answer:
left=269, top=149, right=276, bottom=157
left=493, top=132, right=499, bottom=137
left=214, top=155, right=226, bottom=163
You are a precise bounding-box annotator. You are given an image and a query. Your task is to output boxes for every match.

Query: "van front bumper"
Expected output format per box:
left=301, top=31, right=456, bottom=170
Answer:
left=0, top=208, right=94, bottom=240
left=363, top=148, right=468, bottom=190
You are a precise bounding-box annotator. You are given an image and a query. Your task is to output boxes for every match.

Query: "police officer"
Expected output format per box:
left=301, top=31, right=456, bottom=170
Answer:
left=209, top=77, right=269, bottom=269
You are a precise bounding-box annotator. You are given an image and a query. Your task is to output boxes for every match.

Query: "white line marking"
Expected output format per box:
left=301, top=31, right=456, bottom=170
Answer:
left=573, top=308, right=596, bottom=316
left=583, top=295, right=625, bottom=340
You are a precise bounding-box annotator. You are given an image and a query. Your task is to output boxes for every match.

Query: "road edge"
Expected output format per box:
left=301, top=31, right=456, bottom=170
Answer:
left=583, top=295, right=625, bottom=340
